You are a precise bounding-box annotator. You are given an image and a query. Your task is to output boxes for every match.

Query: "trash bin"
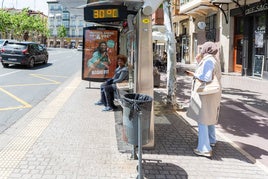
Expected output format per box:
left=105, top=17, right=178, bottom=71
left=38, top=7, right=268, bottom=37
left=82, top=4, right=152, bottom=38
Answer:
left=121, top=93, right=153, bottom=145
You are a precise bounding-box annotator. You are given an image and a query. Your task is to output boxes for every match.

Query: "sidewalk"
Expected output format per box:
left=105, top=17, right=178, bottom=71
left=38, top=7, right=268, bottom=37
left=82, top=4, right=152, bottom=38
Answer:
left=0, top=71, right=267, bottom=178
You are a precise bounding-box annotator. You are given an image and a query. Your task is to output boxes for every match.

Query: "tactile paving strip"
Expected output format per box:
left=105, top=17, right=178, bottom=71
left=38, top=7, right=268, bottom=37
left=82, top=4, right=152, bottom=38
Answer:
left=0, top=76, right=81, bottom=178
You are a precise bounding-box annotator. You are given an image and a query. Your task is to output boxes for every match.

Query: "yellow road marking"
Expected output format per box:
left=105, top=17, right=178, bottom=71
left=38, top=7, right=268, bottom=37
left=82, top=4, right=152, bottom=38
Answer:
left=1, top=83, right=58, bottom=88
left=0, top=87, right=32, bottom=111
left=0, top=75, right=81, bottom=178
left=0, top=74, right=67, bottom=111
left=30, top=74, right=63, bottom=84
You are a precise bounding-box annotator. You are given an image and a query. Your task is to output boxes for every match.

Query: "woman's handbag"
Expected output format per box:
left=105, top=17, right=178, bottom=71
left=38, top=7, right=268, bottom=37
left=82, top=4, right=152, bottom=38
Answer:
left=195, top=75, right=220, bottom=95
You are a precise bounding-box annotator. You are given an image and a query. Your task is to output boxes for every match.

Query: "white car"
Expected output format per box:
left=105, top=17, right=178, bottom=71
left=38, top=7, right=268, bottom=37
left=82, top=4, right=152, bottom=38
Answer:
left=77, top=44, right=83, bottom=51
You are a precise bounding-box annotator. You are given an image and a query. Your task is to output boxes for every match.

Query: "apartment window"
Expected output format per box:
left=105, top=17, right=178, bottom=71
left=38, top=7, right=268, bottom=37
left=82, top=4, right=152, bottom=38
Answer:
left=79, top=29, right=83, bottom=36
left=62, top=12, right=69, bottom=20
left=205, top=14, right=217, bottom=41
left=79, top=20, right=84, bottom=26
left=71, top=29, right=75, bottom=36
left=57, top=19, right=61, bottom=26
left=71, top=20, right=76, bottom=26
left=180, top=0, right=191, bottom=5
left=49, top=5, right=55, bottom=10
left=62, top=21, right=69, bottom=28
left=55, top=5, right=62, bottom=11
left=49, top=19, right=54, bottom=25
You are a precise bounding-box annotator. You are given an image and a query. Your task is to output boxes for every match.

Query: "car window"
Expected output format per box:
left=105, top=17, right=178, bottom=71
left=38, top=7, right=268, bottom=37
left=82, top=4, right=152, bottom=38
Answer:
left=5, top=43, right=27, bottom=50
left=38, top=44, right=44, bottom=51
left=0, top=40, right=7, bottom=47
left=30, top=44, right=38, bottom=51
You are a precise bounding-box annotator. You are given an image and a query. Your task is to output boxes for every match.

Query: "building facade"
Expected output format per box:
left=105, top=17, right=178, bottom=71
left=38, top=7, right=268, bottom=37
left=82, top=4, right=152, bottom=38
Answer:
left=47, top=0, right=87, bottom=48
left=172, top=0, right=267, bottom=80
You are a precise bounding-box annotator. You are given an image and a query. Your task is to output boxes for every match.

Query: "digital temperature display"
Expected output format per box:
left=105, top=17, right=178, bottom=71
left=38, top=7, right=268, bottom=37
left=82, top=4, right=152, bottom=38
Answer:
left=84, top=5, right=127, bottom=22
left=93, top=9, right=118, bottom=19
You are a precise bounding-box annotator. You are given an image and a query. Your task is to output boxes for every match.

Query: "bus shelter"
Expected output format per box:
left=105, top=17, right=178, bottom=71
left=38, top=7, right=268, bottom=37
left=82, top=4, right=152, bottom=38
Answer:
left=82, top=0, right=164, bottom=149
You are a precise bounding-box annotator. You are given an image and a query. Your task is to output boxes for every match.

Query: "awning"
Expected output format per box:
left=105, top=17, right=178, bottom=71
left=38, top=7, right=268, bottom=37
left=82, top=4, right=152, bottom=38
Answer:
left=180, top=0, right=218, bottom=16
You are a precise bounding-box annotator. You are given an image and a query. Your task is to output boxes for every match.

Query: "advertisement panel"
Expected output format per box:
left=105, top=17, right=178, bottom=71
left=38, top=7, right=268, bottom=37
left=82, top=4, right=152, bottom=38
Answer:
left=82, top=26, right=119, bottom=82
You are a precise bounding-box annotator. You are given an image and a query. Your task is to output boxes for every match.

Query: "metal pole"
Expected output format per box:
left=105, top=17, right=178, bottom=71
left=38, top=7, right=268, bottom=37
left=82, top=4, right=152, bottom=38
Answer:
left=1, top=0, right=4, bottom=8
left=137, top=111, right=143, bottom=179
left=131, top=145, right=138, bottom=160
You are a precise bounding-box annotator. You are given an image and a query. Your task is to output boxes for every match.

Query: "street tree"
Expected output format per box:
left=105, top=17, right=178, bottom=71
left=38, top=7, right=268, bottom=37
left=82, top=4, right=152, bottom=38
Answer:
left=0, top=8, right=49, bottom=42
left=0, top=10, right=12, bottom=38
left=57, top=25, right=67, bottom=48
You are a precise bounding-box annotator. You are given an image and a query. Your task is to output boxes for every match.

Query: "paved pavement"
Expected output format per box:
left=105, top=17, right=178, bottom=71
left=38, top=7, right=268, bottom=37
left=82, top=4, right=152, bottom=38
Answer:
left=0, top=68, right=267, bottom=178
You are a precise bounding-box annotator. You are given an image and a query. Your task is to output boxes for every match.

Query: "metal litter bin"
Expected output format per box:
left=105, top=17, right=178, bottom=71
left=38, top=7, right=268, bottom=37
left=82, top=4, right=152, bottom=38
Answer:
left=121, top=93, right=152, bottom=145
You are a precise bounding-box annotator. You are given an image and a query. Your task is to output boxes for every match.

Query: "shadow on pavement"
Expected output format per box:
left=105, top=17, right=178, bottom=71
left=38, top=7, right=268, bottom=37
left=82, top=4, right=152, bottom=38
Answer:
left=142, top=160, right=188, bottom=179
left=113, top=91, right=254, bottom=165
left=174, top=73, right=268, bottom=163
left=220, top=88, right=268, bottom=139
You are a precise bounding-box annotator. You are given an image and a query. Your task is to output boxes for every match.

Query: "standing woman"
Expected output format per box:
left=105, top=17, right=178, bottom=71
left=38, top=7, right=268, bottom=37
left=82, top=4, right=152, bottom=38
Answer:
left=186, top=41, right=222, bottom=158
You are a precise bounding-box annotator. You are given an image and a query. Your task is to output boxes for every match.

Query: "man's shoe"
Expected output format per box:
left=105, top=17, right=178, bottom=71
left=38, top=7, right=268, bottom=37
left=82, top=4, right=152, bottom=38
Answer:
left=111, top=105, right=118, bottom=110
left=193, top=149, right=212, bottom=158
left=95, top=101, right=104, bottom=105
left=210, top=143, right=216, bottom=147
left=102, top=106, right=113, bottom=111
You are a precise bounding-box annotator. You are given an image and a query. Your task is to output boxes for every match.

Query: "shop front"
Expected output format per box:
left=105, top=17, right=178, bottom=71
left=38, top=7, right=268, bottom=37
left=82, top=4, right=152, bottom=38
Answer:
left=231, top=1, right=268, bottom=79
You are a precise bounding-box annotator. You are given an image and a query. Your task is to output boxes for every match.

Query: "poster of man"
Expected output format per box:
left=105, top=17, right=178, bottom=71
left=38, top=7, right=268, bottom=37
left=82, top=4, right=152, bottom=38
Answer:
left=82, top=26, right=119, bottom=81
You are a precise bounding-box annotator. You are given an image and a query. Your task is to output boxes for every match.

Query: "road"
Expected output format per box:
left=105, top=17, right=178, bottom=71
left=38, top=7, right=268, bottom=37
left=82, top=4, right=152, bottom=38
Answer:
left=0, top=48, right=82, bottom=133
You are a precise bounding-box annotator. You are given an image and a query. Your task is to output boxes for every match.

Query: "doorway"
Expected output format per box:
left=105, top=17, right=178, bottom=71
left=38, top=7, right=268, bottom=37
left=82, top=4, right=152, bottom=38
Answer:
left=233, top=35, right=243, bottom=72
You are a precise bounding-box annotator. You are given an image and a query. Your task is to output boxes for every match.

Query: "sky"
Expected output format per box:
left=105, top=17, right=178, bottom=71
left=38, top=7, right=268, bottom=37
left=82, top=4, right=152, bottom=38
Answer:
left=2, top=0, right=48, bottom=15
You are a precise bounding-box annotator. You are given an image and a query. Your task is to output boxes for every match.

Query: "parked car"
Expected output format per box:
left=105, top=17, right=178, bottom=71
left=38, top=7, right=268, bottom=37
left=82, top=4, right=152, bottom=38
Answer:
left=77, top=44, right=83, bottom=51
left=0, top=41, right=48, bottom=68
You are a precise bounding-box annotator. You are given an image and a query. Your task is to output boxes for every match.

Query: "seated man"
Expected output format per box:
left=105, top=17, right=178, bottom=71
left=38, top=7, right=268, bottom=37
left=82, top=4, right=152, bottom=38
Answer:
left=95, top=54, right=129, bottom=111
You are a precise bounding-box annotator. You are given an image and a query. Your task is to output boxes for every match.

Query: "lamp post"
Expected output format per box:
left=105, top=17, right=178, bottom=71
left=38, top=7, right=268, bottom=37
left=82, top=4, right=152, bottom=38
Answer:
left=2, top=0, right=5, bottom=9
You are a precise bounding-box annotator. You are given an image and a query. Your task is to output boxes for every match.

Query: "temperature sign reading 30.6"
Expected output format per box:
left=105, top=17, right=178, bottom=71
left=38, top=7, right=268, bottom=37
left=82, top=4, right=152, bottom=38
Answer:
left=93, top=9, right=119, bottom=19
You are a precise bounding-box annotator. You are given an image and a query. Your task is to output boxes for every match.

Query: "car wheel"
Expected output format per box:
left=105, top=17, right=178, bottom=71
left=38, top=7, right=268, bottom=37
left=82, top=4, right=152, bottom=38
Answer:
left=43, top=56, right=48, bottom=64
left=28, top=58, right=35, bottom=68
left=2, top=63, right=9, bottom=68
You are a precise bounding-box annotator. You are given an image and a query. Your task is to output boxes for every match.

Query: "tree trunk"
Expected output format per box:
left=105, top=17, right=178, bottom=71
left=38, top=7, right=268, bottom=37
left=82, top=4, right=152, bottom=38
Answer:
left=163, top=0, right=177, bottom=105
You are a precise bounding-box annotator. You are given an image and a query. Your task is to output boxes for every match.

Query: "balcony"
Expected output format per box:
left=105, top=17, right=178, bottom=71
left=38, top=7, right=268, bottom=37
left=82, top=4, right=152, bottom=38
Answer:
left=172, top=1, right=189, bottom=22
left=180, top=0, right=218, bottom=17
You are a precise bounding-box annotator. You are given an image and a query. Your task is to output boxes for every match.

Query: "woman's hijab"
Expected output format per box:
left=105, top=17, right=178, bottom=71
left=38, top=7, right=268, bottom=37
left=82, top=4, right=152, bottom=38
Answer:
left=200, top=42, right=218, bottom=57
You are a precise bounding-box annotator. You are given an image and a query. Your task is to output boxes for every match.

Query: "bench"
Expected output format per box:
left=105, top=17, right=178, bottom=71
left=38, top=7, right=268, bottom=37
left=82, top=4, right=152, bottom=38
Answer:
left=115, top=81, right=132, bottom=106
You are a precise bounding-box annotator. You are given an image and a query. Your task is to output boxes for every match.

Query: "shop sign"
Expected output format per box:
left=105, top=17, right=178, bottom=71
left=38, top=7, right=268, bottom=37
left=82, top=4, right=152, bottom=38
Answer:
left=255, top=26, right=265, bottom=48
left=245, top=3, right=268, bottom=15
left=253, top=55, right=264, bottom=78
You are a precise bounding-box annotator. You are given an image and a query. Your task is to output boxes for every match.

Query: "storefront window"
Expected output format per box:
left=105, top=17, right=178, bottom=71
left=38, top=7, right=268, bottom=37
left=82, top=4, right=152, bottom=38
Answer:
left=235, top=17, right=244, bottom=35
left=252, top=13, right=266, bottom=77
left=254, top=14, right=265, bottom=52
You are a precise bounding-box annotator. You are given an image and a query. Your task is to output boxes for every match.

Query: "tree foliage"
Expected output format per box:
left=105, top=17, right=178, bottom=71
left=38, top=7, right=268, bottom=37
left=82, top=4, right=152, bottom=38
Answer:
left=57, top=25, right=67, bottom=39
left=0, top=8, right=49, bottom=41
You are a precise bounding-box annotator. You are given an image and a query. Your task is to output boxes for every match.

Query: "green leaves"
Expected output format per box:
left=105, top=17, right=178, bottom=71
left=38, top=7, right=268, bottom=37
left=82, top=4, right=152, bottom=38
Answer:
left=0, top=9, right=48, bottom=40
left=57, top=25, right=67, bottom=38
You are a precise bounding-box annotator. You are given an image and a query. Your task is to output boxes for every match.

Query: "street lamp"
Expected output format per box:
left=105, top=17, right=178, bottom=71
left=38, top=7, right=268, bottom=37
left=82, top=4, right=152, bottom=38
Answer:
left=2, top=0, right=5, bottom=9
left=142, top=0, right=164, bottom=15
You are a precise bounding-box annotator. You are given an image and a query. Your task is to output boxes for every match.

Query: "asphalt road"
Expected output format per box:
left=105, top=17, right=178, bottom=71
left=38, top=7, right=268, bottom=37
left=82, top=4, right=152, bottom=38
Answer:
left=0, top=48, right=82, bottom=133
